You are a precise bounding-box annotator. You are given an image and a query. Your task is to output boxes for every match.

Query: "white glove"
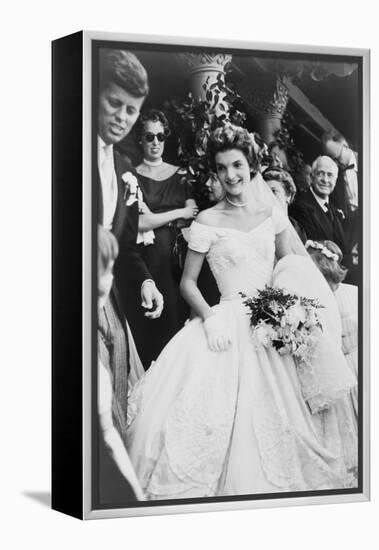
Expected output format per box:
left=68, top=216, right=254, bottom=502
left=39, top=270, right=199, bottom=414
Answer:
left=203, top=314, right=232, bottom=352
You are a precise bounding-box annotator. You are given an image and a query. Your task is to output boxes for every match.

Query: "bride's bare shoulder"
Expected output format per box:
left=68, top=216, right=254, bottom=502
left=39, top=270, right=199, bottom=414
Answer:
left=196, top=205, right=224, bottom=227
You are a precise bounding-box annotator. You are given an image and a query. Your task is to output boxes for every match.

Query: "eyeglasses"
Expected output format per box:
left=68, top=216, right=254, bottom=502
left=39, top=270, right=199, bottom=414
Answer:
left=315, top=170, right=336, bottom=179
left=143, top=132, right=167, bottom=143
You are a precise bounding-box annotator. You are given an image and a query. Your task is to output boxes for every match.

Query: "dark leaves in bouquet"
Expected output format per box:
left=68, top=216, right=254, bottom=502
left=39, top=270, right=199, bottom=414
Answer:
left=240, top=285, right=323, bottom=329
left=240, top=286, right=296, bottom=327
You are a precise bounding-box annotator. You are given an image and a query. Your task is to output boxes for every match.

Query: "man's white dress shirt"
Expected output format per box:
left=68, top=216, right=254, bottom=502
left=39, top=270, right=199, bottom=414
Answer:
left=310, top=187, right=330, bottom=213
left=98, top=136, right=118, bottom=230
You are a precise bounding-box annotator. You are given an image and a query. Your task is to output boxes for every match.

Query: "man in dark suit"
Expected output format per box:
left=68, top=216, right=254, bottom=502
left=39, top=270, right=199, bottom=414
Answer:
left=289, top=155, right=347, bottom=258
left=97, top=48, right=163, bottom=318
left=96, top=49, right=163, bottom=504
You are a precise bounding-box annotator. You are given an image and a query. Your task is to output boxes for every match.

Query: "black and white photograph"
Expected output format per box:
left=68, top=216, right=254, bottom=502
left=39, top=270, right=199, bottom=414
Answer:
left=4, top=0, right=379, bottom=543
left=92, top=34, right=367, bottom=516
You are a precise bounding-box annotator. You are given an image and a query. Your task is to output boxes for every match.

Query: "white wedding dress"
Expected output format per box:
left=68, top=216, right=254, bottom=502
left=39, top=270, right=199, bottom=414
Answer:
left=126, top=207, right=357, bottom=499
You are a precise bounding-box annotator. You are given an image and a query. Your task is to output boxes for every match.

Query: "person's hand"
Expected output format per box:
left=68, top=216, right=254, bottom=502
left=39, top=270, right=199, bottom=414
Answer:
left=203, top=313, right=232, bottom=352
left=181, top=205, right=199, bottom=220
left=138, top=201, right=151, bottom=215
left=141, top=280, right=164, bottom=319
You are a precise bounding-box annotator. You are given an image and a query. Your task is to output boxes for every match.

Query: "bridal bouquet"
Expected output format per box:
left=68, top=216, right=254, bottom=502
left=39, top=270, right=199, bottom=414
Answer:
left=240, top=286, right=324, bottom=366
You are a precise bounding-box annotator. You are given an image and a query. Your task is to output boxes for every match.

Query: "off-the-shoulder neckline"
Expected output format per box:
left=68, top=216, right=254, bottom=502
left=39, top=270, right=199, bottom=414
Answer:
left=192, top=215, right=274, bottom=235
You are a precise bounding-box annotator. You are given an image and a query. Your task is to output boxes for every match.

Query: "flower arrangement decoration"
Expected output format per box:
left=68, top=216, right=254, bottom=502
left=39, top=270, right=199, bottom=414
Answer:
left=164, top=73, right=247, bottom=209
left=240, top=286, right=324, bottom=366
left=270, top=113, right=307, bottom=184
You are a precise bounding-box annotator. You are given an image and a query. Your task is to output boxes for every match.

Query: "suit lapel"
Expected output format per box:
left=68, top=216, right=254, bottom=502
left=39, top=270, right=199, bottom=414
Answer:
left=306, top=190, right=346, bottom=252
left=305, top=190, right=336, bottom=238
left=328, top=204, right=346, bottom=252
left=112, top=151, right=128, bottom=241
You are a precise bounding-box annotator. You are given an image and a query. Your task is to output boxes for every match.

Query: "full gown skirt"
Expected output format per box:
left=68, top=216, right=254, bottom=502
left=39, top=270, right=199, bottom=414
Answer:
left=127, top=210, right=358, bottom=499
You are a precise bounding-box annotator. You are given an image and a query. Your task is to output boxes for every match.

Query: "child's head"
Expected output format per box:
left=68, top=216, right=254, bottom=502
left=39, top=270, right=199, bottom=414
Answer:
left=306, top=240, right=347, bottom=289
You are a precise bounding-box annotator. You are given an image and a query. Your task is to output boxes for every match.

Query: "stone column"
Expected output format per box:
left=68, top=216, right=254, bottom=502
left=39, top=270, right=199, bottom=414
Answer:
left=240, top=74, right=289, bottom=145
left=178, top=52, right=232, bottom=113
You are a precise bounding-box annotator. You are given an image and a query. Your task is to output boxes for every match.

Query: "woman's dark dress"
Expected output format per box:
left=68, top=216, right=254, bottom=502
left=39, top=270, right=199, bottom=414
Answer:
left=132, top=170, right=194, bottom=369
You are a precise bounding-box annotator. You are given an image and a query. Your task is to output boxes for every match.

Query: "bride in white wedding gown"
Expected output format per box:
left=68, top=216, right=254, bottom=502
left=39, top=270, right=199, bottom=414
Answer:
left=126, top=125, right=357, bottom=500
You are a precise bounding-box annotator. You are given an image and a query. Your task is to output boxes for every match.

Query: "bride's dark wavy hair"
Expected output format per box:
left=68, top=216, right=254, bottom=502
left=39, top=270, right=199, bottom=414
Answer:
left=207, top=124, right=259, bottom=175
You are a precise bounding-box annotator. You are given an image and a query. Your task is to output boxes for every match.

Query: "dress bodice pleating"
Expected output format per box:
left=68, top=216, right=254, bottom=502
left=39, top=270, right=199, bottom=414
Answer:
left=188, top=208, right=286, bottom=300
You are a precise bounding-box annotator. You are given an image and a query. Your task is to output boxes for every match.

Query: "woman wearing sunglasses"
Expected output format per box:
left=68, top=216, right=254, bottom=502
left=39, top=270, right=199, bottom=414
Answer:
left=133, top=109, right=199, bottom=369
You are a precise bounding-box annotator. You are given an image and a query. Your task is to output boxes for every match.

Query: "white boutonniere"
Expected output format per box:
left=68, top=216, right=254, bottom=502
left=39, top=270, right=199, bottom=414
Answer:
left=122, top=171, right=139, bottom=206
left=336, top=209, right=345, bottom=220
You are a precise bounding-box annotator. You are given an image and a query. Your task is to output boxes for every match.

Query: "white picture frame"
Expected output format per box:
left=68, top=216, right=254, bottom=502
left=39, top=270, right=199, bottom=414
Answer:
left=52, top=30, right=370, bottom=520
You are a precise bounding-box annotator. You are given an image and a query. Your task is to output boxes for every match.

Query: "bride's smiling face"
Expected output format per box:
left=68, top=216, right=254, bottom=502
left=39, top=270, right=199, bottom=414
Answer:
left=215, top=149, right=251, bottom=196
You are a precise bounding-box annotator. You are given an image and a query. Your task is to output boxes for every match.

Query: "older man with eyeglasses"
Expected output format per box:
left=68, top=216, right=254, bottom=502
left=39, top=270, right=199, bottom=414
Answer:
left=289, top=155, right=348, bottom=261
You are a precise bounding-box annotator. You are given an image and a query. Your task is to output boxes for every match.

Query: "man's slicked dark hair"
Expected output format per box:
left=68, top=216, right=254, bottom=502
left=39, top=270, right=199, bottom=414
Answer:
left=99, top=49, right=149, bottom=98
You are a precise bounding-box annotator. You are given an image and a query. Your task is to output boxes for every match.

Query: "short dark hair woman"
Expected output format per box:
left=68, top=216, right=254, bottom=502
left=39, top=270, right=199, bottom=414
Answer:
left=129, top=109, right=199, bottom=368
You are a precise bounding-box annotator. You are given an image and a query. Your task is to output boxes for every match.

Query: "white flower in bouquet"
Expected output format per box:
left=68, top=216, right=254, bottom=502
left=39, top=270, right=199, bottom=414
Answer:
left=286, top=302, right=306, bottom=328
left=269, top=300, right=281, bottom=315
left=308, top=325, right=323, bottom=342
left=254, top=322, right=277, bottom=347
left=304, top=307, right=320, bottom=329
left=241, top=285, right=324, bottom=364
left=278, top=342, right=292, bottom=355
left=277, top=325, right=290, bottom=340
left=296, top=343, right=308, bottom=357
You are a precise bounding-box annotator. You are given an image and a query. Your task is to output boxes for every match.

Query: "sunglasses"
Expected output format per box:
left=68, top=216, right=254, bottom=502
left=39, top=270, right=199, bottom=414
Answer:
left=143, top=132, right=167, bottom=143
